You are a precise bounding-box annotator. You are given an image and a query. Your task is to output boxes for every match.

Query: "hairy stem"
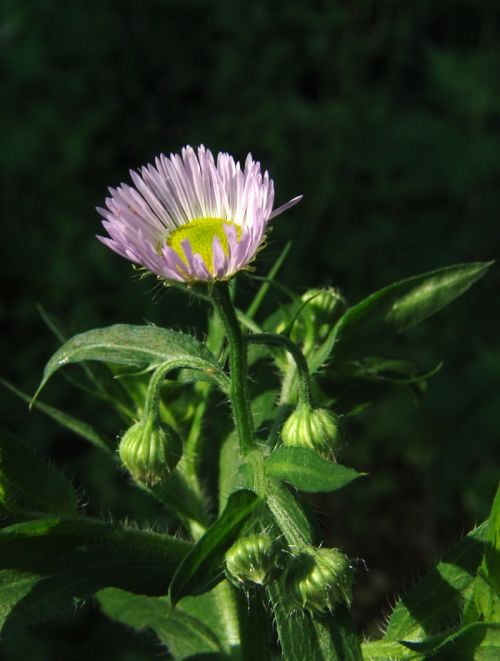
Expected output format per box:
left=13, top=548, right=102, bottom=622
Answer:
left=211, top=282, right=255, bottom=455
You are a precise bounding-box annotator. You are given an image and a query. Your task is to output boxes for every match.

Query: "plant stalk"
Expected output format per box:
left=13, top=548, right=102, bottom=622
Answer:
left=211, top=282, right=255, bottom=455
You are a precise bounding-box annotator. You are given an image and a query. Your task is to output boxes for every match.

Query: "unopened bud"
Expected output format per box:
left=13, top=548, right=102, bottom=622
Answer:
left=281, top=404, right=341, bottom=457
left=291, top=288, right=346, bottom=348
left=284, top=546, right=352, bottom=613
left=225, top=534, right=281, bottom=586
left=119, top=417, right=182, bottom=486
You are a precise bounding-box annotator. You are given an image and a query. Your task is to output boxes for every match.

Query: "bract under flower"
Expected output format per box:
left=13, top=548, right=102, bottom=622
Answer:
left=97, top=145, right=302, bottom=282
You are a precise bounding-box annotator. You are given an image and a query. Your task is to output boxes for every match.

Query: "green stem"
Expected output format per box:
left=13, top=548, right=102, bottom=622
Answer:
left=211, top=282, right=255, bottom=455
left=247, top=332, right=313, bottom=407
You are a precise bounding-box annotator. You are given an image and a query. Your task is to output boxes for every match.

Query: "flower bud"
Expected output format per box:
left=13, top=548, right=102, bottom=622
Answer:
left=291, top=288, right=346, bottom=349
left=225, top=534, right=281, bottom=586
left=284, top=546, right=352, bottom=613
left=281, top=404, right=342, bottom=457
left=119, top=417, right=182, bottom=486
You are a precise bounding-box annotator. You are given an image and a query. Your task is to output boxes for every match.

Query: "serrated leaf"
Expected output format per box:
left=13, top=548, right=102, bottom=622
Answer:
left=0, top=431, right=78, bottom=516
left=0, top=379, right=114, bottom=453
left=98, top=587, right=225, bottom=660
left=311, top=261, right=493, bottom=371
left=0, top=516, right=192, bottom=636
left=34, top=324, right=227, bottom=400
left=385, top=521, right=489, bottom=642
left=169, top=490, right=260, bottom=605
left=265, top=447, right=364, bottom=493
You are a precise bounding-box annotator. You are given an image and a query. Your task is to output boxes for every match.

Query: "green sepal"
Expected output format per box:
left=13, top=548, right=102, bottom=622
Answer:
left=0, top=430, right=78, bottom=517
left=169, top=490, right=260, bottom=605
left=34, top=323, right=228, bottom=401
left=310, top=261, right=493, bottom=371
left=265, top=446, right=365, bottom=493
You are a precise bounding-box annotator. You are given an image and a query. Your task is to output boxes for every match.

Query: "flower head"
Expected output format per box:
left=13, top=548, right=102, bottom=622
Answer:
left=281, top=403, right=342, bottom=458
left=97, top=145, right=301, bottom=282
left=284, top=546, right=353, bottom=613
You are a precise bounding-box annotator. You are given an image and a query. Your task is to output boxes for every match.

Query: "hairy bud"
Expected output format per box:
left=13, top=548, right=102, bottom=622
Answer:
left=284, top=546, right=352, bottom=613
left=281, top=404, right=341, bottom=457
left=119, top=417, right=182, bottom=486
left=225, top=534, right=281, bottom=586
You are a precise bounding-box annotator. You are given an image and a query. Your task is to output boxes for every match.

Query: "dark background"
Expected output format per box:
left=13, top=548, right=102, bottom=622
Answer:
left=1, top=0, right=499, bottom=658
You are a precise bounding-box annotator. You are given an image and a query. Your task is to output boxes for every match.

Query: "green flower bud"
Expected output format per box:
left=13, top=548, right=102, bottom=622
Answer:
left=281, top=404, right=342, bottom=457
left=119, top=417, right=182, bottom=486
left=225, top=534, right=281, bottom=586
left=284, top=546, right=352, bottom=613
left=291, top=288, right=346, bottom=349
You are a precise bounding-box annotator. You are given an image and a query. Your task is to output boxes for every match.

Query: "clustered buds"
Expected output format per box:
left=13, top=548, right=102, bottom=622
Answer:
left=284, top=546, right=352, bottom=614
left=119, top=416, right=182, bottom=486
left=225, top=534, right=281, bottom=586
left=281, top=403, right=341, bottom=457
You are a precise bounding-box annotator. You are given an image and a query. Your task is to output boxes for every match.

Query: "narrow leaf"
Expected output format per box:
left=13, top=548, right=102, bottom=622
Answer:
left=265, top=446, right=365, bottom=493
left=169, top=490, right=260, bottom=605
left=311, top=261, right=493, bottom=370
left=1, top=379, right=113, bottom=453
left=0, top=431, right=78, bottom=516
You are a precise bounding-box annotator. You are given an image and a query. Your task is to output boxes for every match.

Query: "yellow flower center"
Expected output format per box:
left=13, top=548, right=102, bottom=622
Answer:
left=166, top=217, right=241, bottom=274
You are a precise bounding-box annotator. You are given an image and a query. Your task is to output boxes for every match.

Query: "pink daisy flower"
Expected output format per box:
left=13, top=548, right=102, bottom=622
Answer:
left=97, top=145, right=302, bottom=282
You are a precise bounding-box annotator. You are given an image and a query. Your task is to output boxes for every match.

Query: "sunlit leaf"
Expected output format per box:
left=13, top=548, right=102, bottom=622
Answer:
left=34, top=324, right=227, bottom=400
left=310, top=261, right=493, bottom=371
left=265, top=447, right=364, bottom=493
left=385, top=521, right=489, bottom=642
left=169, top=490, right=260, bottom=605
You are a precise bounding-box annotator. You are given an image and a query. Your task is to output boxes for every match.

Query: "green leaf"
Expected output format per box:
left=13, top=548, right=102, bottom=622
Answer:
left=179, top=582, right=242, bottom=657
left=311, top=261, right=493, bottom=370
left=485, top=484, right=500, bottom=594
left=402, top=622, right=500, bottom=660
left=146, top=470, right=211, bottom=527
left=265, top=447, right=365, bottom=493
left=0, top=516, right=192, bottom=636
left=98, top=587, right=226, bottom=660
left=169, top=490, right=260, bottom=605
left=362, top=639, right=424, bottom=660
left=385, top=521, right=489, bottom=642
left=0, top=430, right=78, bottom=517
left=34, top=324, right=227, bottom=400
left=269, top=585, right=362, bottom=661
left=246, top=240, right=292, bottom=320
left=0, top=379, right=114, bottom=453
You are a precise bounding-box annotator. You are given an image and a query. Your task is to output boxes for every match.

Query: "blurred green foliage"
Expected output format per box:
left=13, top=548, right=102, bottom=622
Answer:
left=1, top=0, right=499, bottom=656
